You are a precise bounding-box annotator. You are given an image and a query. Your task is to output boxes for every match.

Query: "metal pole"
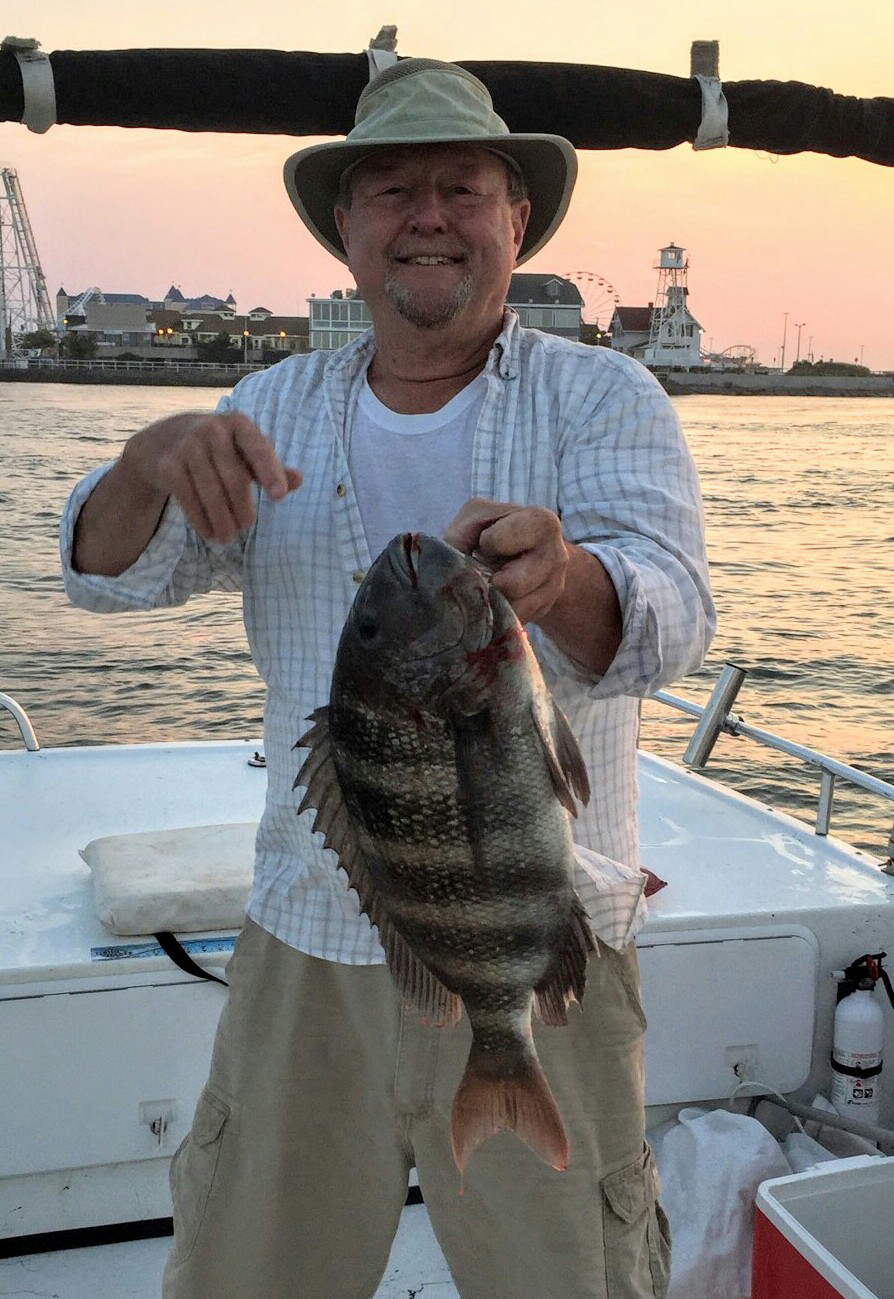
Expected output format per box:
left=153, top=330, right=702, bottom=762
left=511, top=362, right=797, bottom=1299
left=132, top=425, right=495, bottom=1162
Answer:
left=0, top=193, right=6, bottom=361
left=682, top=662, right=748, bottom=768
left=780, top=312, right=788, bottom=372
left=816, top=769, right=836, bottom=836
left=0, top=691, right=40, bottom=750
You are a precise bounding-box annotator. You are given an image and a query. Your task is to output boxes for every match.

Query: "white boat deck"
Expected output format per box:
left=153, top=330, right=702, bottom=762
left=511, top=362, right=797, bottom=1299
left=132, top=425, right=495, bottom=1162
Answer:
left=2, top=737, right=891, bottom=993
left=0, top=1203, right=457, bottom=1298
left=2, top=737, right=893, bottom=1296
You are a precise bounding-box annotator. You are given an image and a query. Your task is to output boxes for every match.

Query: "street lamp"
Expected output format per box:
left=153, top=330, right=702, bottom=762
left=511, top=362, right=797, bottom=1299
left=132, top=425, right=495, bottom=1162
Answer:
left=243, top=329, right=250, bottom=364
left=794, top=322, right=806, bottom=363
left=780, top=312, right=789, bottom=372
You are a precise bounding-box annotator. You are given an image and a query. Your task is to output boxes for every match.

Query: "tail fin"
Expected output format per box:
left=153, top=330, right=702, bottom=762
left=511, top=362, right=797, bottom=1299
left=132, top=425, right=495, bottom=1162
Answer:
left=450, top=1042, right=569, bottom=1172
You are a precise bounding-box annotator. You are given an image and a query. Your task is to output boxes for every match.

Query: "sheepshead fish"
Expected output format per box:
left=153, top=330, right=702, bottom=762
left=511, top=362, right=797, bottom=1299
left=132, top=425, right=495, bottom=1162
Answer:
left=294, top=533, right=594, bottom=1171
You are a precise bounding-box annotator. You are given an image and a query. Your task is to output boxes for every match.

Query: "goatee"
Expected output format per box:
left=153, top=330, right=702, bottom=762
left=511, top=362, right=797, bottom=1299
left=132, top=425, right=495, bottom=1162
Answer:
left=383, top=272, right=475, bottom=329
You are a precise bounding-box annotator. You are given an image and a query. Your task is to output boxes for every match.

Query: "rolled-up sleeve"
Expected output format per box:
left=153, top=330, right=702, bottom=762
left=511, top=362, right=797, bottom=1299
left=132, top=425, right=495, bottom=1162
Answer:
left=549, top=362, right=715, bottom=697
left=59, top=395, right=246, bottom=613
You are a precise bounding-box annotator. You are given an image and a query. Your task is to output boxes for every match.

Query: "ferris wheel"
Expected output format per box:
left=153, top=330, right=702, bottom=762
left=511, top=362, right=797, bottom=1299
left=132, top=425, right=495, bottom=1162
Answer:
left=563, top=270, right=621, bottom=330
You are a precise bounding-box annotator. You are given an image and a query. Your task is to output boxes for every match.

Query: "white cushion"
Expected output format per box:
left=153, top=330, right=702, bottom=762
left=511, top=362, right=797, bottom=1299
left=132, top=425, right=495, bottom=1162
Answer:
left=81, top=823, right=257, bottom=936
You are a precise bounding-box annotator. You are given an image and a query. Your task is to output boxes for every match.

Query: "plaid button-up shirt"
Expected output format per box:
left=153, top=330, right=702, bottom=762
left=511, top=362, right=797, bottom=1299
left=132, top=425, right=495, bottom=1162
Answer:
left=61, top=312, right=714, bottom=961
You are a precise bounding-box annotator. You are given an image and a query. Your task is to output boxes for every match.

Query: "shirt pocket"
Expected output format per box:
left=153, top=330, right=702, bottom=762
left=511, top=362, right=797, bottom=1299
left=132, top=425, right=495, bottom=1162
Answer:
left=167, top=1087, right=231, bottom=1265
left=601, top=1143, right=671, bottom=1298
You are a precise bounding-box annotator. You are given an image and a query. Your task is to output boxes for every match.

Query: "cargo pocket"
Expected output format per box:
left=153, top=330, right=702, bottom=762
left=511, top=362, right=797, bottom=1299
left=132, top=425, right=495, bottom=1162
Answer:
left=602, top=1144, right=671, bottom=1298
left=168, top=1087, right=230, bottom=1265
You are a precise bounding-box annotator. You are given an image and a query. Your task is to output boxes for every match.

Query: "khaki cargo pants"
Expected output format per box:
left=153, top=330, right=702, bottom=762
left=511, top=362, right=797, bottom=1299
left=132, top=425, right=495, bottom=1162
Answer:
left=163, top=918, right=670, bottom=1299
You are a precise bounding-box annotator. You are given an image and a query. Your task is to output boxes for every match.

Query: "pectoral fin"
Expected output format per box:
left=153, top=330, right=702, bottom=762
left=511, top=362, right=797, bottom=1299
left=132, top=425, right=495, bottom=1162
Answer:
left=531, top=696, right=591, bottom=816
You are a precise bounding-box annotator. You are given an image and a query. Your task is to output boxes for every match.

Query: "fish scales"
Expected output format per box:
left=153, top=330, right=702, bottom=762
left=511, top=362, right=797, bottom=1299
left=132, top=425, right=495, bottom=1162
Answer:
left=295, top=532, right=595, bottom=1171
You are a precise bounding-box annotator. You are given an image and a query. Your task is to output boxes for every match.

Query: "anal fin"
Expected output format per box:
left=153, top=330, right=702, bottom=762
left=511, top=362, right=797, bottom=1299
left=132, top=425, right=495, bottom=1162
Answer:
left=534, top=895, right=596, bottom=1026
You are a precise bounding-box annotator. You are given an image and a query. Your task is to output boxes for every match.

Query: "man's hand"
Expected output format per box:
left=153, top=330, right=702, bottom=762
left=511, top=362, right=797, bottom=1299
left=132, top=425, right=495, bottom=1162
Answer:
left=444, top=498, right=568, bottom=626
left=72, top=411, right=302, bottom=577
left=444, top=497, right=622, bottom=674
left=120, top=411, right=303, bottom=543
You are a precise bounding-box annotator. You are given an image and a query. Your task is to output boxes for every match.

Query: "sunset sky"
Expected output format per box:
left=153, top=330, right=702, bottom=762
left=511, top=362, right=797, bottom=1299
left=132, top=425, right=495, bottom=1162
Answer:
left=1, top=1, right=891, bottom=368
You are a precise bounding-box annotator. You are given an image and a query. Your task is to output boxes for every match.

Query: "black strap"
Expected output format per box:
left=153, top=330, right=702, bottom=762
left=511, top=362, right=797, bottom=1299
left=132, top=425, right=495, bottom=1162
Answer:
left=154, top=931, right=229, bottom=987
left=830, top=1054, right=882, bottom=1079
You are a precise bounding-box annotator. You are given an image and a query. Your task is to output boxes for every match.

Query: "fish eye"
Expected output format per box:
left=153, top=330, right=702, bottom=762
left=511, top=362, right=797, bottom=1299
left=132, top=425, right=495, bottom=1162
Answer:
left=356, top=612, right=379, bottom=642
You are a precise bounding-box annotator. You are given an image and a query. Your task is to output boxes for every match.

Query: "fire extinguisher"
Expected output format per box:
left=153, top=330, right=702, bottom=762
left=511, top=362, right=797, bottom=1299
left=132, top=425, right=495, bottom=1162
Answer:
left=830, top=952, right=894, bottom=1126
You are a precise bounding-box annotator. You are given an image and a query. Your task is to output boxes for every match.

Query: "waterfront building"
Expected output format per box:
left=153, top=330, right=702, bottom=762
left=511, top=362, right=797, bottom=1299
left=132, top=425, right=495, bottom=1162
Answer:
left=609, top=244, right=706, bottom=368
left=643, top=244, right=704, bottom=368
left=56, top=284, right=308, bottom=360
left=608, top=306, right=654, bottom=359
left=504, top=273, right=583, bottom=337
left=57, top=288, right=157, bottom=352
left=308, top=287, right=372, bottom=351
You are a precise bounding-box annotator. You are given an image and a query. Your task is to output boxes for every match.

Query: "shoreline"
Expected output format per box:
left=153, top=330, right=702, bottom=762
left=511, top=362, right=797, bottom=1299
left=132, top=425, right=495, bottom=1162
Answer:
left=660, top=374, right=894, bottom=398
left=1, top=364, right=892, bottom=397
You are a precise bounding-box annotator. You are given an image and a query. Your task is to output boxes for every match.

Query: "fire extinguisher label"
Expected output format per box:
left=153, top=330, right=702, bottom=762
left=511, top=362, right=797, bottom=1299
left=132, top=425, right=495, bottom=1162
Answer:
left=831, top=1050, right=882, bottom=1107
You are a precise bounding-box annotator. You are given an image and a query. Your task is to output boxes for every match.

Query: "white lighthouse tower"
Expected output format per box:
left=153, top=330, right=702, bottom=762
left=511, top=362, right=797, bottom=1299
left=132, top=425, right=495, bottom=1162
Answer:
left=643, top=243, right=704, bottom=368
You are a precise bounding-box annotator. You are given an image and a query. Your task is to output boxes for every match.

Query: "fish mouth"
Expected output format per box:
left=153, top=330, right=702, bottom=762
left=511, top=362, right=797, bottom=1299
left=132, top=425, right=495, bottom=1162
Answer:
left=389, top=532, right=420, bottom=588
left=386, top=534, right=493, bottom=663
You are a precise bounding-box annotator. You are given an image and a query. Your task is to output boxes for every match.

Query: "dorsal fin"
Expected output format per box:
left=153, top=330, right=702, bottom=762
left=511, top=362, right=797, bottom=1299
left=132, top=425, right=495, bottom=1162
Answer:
left=294, top=707, right=462, bottom=1027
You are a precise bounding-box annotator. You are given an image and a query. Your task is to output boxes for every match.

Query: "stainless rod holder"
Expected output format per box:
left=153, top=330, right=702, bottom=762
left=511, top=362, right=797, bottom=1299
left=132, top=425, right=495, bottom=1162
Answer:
left=816, top=769, right=836, bottom=836
left=882, top=820, right=894, bottom=876
left=683, top=663, right=747, bottom=769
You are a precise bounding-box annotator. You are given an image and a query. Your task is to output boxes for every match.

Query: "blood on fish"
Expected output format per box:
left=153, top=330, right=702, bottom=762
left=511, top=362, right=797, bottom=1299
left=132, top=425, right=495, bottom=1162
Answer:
left=465, top=626, right=528, bottom=685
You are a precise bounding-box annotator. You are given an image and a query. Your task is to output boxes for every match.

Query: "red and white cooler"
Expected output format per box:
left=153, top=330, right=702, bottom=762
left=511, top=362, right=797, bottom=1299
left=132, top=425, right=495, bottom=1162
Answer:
left=752, top=1155, right=894, bottom=1299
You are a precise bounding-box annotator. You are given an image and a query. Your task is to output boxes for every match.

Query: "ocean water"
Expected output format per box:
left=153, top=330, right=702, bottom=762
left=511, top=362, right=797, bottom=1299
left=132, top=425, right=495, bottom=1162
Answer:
left=1, top=383, right=892, bottom=857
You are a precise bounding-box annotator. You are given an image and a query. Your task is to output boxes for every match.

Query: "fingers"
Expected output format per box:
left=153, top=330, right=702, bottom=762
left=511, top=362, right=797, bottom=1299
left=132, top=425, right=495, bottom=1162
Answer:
left=446, top=501, right=569, bottom=624
left=443, top=497, right=519, bottom=555
left=232, top=419, right=298, bottom=501
left=491, top=548, right=568, bottom=624
left=138, top=412, right=302, bottom=543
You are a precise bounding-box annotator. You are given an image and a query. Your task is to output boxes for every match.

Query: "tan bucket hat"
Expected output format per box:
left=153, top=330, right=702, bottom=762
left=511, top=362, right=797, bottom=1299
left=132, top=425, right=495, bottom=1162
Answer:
left=283, top=57, right=577, bottom=265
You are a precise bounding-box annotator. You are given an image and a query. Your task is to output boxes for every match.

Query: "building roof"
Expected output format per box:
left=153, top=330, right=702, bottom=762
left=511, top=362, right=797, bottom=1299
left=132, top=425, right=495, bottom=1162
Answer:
left=189, top=313, right=308, bottom=337
left=506, top=273, right=583, bottom=306
left=613, top=306, right=653, bottom=331
left=151, top=309, right=185, bottom=329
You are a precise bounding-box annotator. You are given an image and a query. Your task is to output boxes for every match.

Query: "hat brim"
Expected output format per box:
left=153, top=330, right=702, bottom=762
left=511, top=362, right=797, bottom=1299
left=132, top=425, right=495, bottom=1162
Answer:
left=283, top=134, right=577, bottom=266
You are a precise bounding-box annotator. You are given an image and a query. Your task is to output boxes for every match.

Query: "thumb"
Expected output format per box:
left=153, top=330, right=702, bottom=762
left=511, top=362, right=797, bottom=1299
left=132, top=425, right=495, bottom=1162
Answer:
left=283, top=467, right=303, bottom=492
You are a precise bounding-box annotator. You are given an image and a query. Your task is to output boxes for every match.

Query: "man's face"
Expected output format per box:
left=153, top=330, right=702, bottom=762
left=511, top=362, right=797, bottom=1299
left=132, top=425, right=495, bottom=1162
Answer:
left=334, top=145, right=530, bottom=334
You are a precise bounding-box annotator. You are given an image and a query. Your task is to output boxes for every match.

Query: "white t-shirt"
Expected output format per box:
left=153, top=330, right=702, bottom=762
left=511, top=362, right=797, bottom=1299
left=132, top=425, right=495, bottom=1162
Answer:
left=348, top=372, right=487, bottom=559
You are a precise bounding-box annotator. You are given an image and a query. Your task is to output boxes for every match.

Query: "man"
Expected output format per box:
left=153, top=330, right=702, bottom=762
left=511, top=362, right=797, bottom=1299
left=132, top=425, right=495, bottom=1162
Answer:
left=61, top=58, right=714, bottom=1299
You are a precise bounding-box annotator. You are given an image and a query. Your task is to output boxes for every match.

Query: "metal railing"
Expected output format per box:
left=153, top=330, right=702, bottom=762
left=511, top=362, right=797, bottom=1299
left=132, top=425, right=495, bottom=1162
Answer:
left=0, top=693, right=39, bottom=751
left=652, top=663, right=894, bottom=870
left=0, top=357, right=267, bottom=375
left=4, top=667, right=893, bottom=864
